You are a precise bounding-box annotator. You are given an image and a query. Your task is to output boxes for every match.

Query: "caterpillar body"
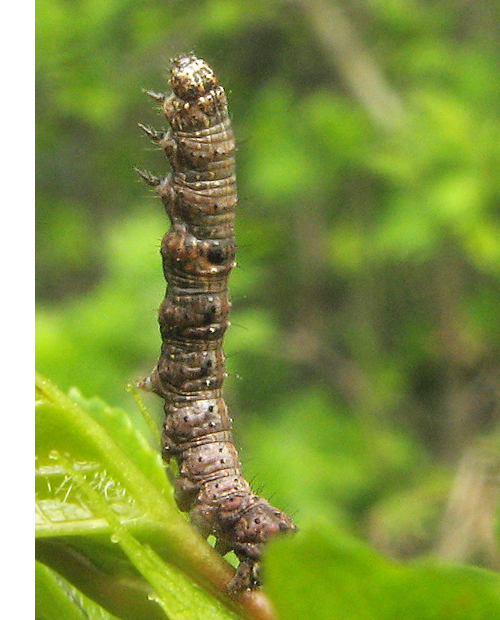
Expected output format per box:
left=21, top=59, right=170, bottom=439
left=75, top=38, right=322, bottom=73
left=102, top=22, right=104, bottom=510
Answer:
left=137, top=55, right=295, bottom=592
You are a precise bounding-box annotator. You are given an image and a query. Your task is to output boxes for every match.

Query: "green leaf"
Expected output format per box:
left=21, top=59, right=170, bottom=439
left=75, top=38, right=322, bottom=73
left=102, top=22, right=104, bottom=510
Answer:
left=36, top=561, right=123, bottom=620
left=265, top=518, right=500, bottom=620
left=35, top=372, right=241, bottom=620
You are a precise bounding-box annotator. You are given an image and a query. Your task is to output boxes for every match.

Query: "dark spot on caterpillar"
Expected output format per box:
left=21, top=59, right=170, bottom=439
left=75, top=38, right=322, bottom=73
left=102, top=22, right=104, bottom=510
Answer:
left=137, top=54, right=295, bottom=594
left=203, top=308, right=216, bottom=325
left=207, top=246, right=224, bottom=264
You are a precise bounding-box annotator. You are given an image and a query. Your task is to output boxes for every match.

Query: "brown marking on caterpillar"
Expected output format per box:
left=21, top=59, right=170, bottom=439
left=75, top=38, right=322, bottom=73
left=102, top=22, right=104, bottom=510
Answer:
left=137, top=55, right=295, bottom=593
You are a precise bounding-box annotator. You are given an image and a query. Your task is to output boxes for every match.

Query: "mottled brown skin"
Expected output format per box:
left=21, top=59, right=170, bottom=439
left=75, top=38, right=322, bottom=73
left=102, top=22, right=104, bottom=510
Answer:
left=138, top=55, right=295, bottom=592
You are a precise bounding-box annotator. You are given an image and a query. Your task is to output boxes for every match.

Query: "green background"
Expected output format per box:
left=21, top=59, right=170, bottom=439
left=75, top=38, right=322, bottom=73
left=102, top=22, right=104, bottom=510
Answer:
left=36, top=0, right=500, bottom=611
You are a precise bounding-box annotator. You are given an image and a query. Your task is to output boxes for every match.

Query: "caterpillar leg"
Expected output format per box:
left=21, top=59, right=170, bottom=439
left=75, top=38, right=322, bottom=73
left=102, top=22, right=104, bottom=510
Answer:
left=226, top=558, right=259, bottom=594
left=135, top=168, right=176, bottom=217
left=214, top=538, right=232, bottom=556
left=137, top=365, right=165, bottom=396
left=138, top=122, right=176, bottom=162
left=134, top=167, right=162, bottom=188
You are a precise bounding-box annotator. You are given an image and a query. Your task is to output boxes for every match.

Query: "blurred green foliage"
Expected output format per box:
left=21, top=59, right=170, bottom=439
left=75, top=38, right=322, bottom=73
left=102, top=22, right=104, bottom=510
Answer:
left=37, top=0, right=500, bottom=615
left=266, top=521, right=500, bottom=620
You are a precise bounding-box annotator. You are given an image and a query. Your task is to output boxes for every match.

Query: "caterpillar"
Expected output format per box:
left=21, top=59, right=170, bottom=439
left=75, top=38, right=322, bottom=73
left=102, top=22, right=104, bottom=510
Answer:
left=136, top=55, right=296, bottom=593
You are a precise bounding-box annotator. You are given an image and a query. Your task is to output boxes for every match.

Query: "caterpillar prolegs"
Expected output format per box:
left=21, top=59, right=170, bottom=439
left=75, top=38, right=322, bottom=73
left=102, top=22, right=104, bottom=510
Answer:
left=137, top=55, right=296, bottom=592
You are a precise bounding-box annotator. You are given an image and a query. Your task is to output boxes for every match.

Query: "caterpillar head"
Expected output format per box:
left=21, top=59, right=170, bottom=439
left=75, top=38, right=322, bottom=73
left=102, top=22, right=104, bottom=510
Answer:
left=170, top=55, right=219, bottom=101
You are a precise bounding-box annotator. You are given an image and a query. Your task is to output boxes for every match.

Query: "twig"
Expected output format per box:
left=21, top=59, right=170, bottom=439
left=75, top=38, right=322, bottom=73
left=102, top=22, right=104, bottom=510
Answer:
left=437, top=441, right=500, bottom=569
left=293, top=0, right=406, bottom=129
